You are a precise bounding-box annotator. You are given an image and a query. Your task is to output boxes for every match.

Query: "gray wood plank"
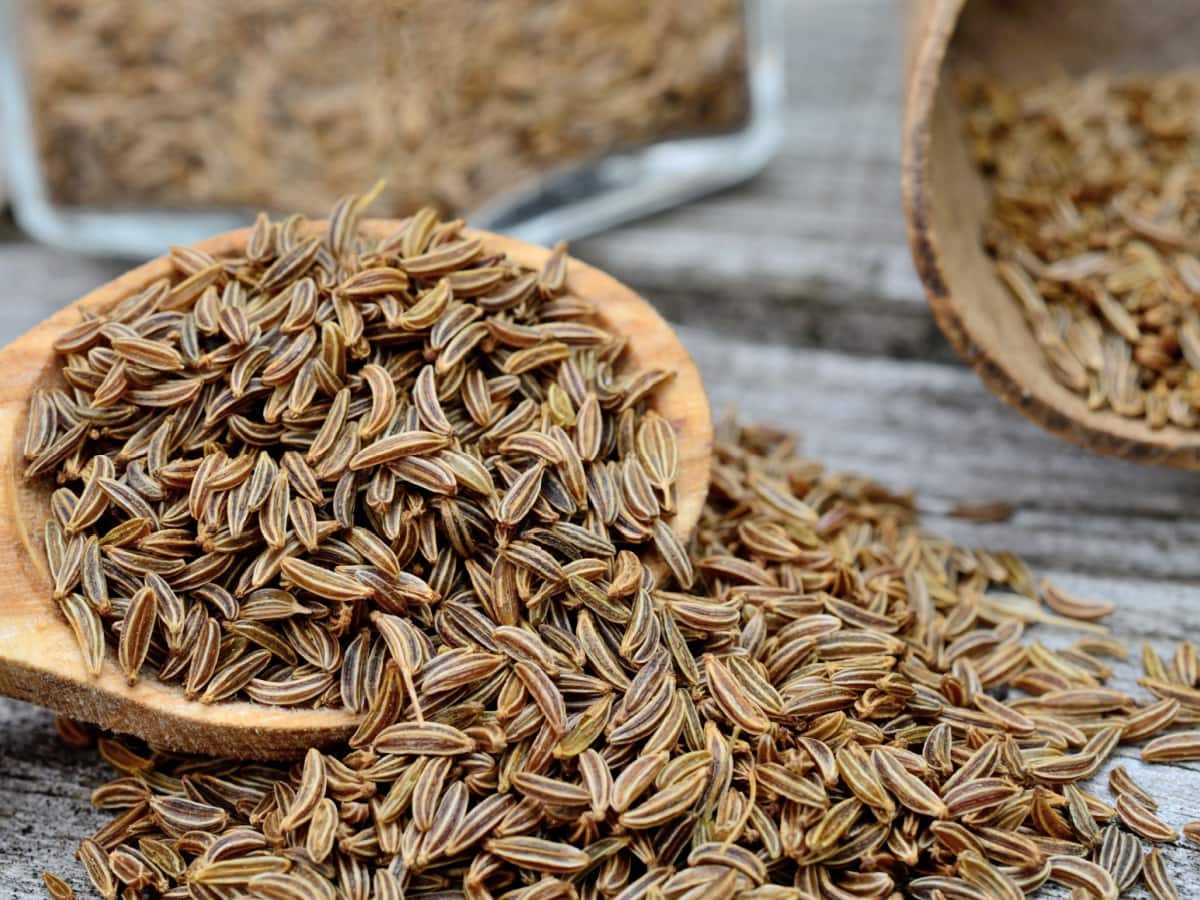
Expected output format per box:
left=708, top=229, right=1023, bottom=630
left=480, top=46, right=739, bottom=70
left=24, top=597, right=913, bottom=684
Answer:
left=0, top=701, right=108, bottom=894
left=572, top=0, right=935, bottom=355
left=0, top=243, right=125, bottom=339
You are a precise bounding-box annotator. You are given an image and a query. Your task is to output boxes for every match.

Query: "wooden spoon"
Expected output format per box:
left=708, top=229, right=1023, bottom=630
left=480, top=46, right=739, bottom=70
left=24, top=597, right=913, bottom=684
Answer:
left=0, top=221, right=712, bottom=759
left=904, top=0, right=1200, bottom=466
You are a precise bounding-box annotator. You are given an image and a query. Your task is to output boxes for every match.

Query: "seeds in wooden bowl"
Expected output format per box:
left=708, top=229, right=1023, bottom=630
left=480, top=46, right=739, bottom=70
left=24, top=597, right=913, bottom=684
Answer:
left=44, top=411, right=1200, bottom=897
left=26, top=192, right=681, bottom=703
left=964, top=73, right=1200, bottom=429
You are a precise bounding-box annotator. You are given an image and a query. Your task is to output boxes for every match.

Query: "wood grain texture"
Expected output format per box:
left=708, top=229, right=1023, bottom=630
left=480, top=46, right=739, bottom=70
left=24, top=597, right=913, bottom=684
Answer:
left=904, top=0, right=1200, bottom=467
left=3, top=1, right=1200, bottom=895
left=574, top=0, right=937, bottom=357
left=0, top=221, right=711, bottom=761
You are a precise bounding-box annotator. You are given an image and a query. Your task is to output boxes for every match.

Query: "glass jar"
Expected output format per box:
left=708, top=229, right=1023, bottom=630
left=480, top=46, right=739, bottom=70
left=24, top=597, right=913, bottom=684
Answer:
left=0, top=0, right=783, bottom=256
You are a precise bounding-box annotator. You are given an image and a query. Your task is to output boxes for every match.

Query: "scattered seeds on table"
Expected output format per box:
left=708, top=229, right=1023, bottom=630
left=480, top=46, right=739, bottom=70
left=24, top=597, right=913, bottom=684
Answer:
left=45, top=408, right=1200, bottom=896
left=28, top=190, right=1200, bottom=895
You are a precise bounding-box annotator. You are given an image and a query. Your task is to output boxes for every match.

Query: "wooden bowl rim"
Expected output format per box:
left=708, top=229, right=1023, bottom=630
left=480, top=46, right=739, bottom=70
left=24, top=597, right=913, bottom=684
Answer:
left=0, top=219, right=711, bottom=758
left=902, top=0, right=1200, bottom=468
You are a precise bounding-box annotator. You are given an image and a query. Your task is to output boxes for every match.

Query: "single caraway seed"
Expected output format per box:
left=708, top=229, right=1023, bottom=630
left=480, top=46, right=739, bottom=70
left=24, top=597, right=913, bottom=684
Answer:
left=1141, top=730, right=1200, bottom=762
left=1182, top=820, right=1200, bottom=846
left=1143, top=847, right=1181, bottom=900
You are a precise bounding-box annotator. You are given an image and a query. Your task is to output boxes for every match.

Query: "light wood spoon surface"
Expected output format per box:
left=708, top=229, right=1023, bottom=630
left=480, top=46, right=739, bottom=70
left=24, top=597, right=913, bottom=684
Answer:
left=0, top=221, right=712, bottom=759
left=904, top=0, right=1200, bottom=466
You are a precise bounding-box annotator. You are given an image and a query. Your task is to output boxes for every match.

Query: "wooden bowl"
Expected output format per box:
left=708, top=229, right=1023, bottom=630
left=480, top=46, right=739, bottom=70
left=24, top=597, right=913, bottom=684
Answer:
left=903, top=0, right=1200, bottom=466
left=0, top=221, right=712, bottom=758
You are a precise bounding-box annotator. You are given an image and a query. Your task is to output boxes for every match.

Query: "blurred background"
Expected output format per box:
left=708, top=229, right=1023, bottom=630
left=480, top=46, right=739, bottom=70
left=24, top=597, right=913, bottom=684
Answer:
left=0, top=0, right=781, bottom=252
left=16, top=1, right=752, bottom=216
left=0, top=0, right=932, bottom=362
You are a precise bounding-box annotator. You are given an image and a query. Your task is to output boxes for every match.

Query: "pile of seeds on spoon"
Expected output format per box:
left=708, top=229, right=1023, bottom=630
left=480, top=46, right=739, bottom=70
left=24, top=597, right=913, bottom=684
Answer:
left=964, top=73, right=1200, bottom=429
left=27, top=189, right=685, bottom=702
left=28, top=196, right=1200, bottom=898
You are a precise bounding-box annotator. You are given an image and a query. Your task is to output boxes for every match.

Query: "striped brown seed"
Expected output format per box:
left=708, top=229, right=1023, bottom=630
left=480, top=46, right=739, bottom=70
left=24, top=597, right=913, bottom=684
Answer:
left=1142, top=730, right=1200, bottom=762
left=1040, top=580, right=1116, bottom=621
left=1109, top=764, right=1157, bottom=811
left=872, top=748, right=946, bottom=818
left=1123, top=699, right=1181, bottom=742
left=115, top=587, right=157, bottom=684
left=1046, top=855, right=1118, bottom=900
left=703, top=655, right=771, bottom=735
left=1115, top=793, right=1178, bottom=842
left=483, top=836, right=590, bottom=875
left=373, top=722, right=475, bottom=756
left=1096, top=824, right=1143, bottom=892
left=41, top=872, right=75, bottom=900
left=1143, top=847, right=1181, bottom=900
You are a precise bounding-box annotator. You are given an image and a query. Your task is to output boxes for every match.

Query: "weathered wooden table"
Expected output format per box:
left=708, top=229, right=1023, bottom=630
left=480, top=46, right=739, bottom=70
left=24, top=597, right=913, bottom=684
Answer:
left=2, top=1, right=1198, bottom=895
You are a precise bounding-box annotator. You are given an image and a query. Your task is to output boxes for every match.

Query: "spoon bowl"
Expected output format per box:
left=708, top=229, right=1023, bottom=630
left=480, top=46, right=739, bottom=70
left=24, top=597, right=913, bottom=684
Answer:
left=904, top=0, right=1200, bottom=465
left=0, top=220, right=712, bottom=759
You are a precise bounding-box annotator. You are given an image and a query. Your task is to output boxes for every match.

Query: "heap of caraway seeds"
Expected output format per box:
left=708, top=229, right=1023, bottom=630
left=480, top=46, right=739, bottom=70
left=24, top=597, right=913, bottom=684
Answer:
left=26, top=195, right=1200, bottom=898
